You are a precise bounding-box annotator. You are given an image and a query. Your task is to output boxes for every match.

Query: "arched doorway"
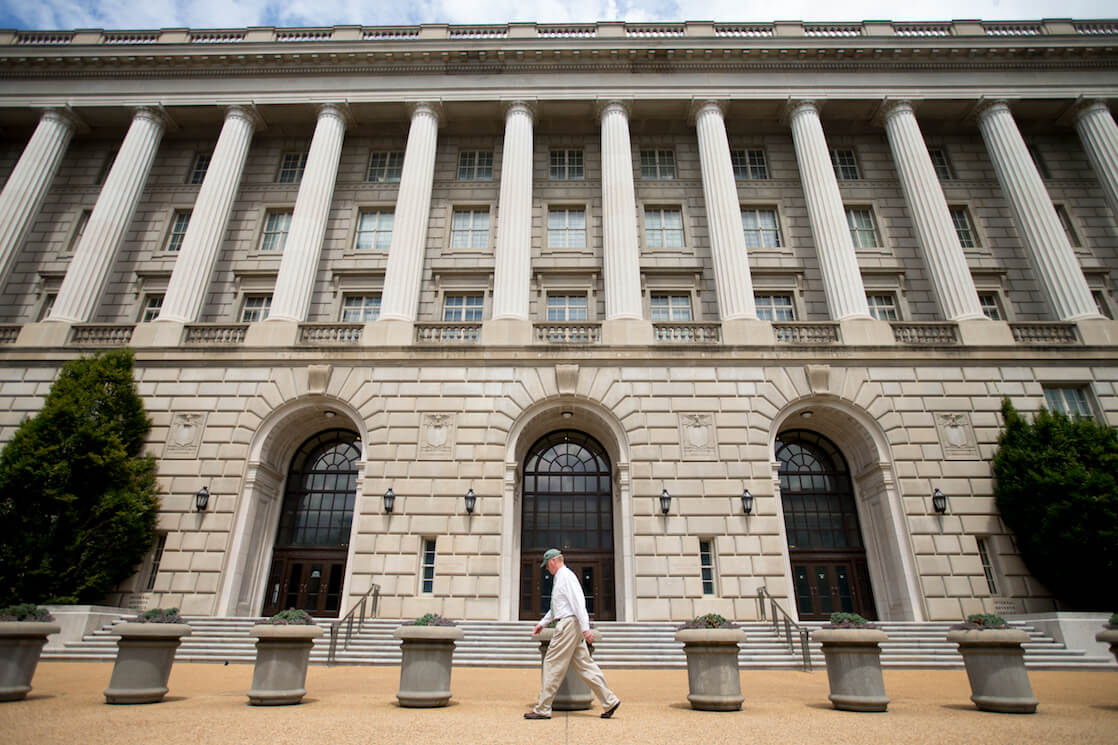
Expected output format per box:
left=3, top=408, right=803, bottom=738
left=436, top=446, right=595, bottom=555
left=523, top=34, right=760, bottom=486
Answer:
left=261, top=429, right=360, bottom=618
left=776, top=429, right=877, bottom=620
left=519, top=430, right=616, bottom=621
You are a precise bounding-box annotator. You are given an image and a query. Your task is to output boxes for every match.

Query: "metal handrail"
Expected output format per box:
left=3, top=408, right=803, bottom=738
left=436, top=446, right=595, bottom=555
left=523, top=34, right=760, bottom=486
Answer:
left=756, top=587, right=813, bottom=671
left=328, top=583, right=380, bottom=664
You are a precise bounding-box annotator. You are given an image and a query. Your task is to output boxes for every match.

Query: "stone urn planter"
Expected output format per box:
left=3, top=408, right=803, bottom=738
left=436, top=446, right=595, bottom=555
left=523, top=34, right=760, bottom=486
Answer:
left=104, top=610, right=191, bottom=705
left=1096, top=616, right=1118, bottom=665
left=394, top=618, right=463, bottom=708
left=0, top=605, right=60, bottom=702
left=536, top=627, right=601, bottom=710
left=247, top=621, right=323, bottom=706
left=947, top=616, right=1037, bottom=714
left=812, top=626, right=889, bottom=712
left=675, top=620, right=747, bottom=711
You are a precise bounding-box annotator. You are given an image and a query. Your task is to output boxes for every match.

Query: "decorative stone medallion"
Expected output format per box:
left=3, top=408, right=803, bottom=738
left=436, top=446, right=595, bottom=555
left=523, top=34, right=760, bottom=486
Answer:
left=163, top=412, right=206, bottom=459
left=679, top=413, right=717, bottom=461
left=935, top=412, right=980, bottom=460
left=419, top=413, right=456, bottom=459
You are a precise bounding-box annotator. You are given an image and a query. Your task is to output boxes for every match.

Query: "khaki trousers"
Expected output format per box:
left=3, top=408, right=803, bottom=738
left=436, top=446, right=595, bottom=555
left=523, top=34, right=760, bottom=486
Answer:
left=534, top=616, right=618, bottom=716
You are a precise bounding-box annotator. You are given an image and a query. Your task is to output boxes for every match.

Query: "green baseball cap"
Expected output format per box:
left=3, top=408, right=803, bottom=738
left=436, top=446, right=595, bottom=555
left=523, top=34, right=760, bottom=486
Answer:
left=541, top=548, right=561, bottom=567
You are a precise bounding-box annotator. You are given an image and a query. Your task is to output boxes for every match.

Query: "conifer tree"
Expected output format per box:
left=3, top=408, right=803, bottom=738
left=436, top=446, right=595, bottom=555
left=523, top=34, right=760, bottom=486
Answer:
left=0, top=349, right=159, bottom=606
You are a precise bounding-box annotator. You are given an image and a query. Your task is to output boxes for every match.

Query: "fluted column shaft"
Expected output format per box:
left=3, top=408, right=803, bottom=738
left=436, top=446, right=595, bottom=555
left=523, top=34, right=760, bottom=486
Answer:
left=159, top=106, right=257, bottom=322
left=694, top=101, right=757, bottom=320
left=599, top=101, right=644, bottom=320
left=883, top=101, right=985, bottom=321
left=0, top=109, right=78, bottom=289
left=269, top=104, right=347, bottom=322
left=978, top=101, right=1098, bottom=320
left=1074, top=100, right=1118, bottom=224
left=380, top=103, right=440, bottom=322
left=50, top=107, right=165, bottom=322
left=491, top=103, right=534, bottom=320
left=788, top=101, right=871, bottom=320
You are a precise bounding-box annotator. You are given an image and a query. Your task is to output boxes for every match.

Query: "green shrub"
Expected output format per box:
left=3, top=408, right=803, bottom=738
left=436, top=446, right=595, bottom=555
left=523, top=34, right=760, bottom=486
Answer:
left=267, top=609, right=314, bottom=625
left=0, top=603, right=54, bottom=622
left=411, top=613, right=455, bottom=627
left=965, top=613, right=1008, bottom=628
left=678, top=613, right=736, bottom=629
left=1109, top=612, right=1118, bottom=627
left=137, top=607, right=184, bottom=624
left=826, top=612, right=871, bottom=628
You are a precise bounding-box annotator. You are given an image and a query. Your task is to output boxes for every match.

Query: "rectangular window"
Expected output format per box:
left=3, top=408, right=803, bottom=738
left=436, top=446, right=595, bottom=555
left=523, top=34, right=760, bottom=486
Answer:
left=644, top=208, right=683, bottom=249
left=640, top=149, right=676, bottom=179
left=650, top=294, right=692, bottom=322
left=354, top=210, right=393, bottom=250
left=699, top=539, right=715, bottom=596
left=38, top=293, right=56, bottom=321
left=277, top=151, right=308, bottom=183
left=741, top=208, right=782, bottom=250
left=367, top=151, right=404, bottom=182
left=165, top=210, right=191, bottom=252
left=831, top=148, right=860, bottom=180
left=140, top=295, right=163, bottom=323
left=1092, top=289, right=1114, bottom=319
left=731, top=149, right=768, bottom=179
left=240, top=295, right=272, bottom=322
left=978, top=292, right=1004, bottom=321
left=549, top=150, right=584, bottom=180
left=755, top=294, right=796, bottom=321
left=547, top=294, right=588, bottom=322
left=457, top=150, right=493, bottom=180
left=950, top=207, right=979, bottom=248
left=928, top=148, right=955, bottom=180
left=189, top=152, right=211, bottom=184
left=421, top=538, right=436, bottom=594
left=1027, top=144, right=1050, bottom=178
left=547, top=208, right=586, bottom=249
left=145, top=533, right=167, bottom=592
left=866, top=293, right=900, bottom=321
left=443, top=294, right=484, bottom=322
left=1043, top=385, right=1094, bottom=418
left=68, top=209, right=91, bottom=253
left=450, top=209, right=490, bottom=250
left=260, top=210, right=293, bottom=253
left=975, top=537, right=999, bottom=595
left=846, top=207, right=881, bottom=249
left=1054, top=205, right=1081, bottom=247
left=341, top=295, right=381, bottom=322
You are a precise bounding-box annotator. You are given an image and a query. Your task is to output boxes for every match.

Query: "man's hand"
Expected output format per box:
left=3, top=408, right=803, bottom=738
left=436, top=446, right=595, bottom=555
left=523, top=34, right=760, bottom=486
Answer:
left=533, top=624, right=543, bottom=636
left=583, top=630, right=594, bottom=644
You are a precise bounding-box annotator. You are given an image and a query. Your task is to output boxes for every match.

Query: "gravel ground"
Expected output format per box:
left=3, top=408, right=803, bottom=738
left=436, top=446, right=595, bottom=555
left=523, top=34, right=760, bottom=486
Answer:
left=2, top=662, right=1116, bottom=745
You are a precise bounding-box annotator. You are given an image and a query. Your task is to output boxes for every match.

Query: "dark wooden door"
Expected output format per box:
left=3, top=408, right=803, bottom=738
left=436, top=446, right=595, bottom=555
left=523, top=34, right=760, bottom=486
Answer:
left=520, top=551, right=615, bottom=622
left=791, top=555, right=876, bottom=620
left=262, top=548, right=347, bottom=617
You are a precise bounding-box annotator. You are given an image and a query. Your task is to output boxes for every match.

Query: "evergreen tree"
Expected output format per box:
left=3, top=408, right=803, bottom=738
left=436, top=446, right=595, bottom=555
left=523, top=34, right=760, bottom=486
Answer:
left=0, top=349, right=159, bottom=606
left=992, top=398, right=1118, bottom=610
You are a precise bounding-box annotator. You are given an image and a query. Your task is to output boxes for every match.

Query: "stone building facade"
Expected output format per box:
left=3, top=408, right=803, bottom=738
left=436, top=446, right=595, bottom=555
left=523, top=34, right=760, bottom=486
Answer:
left=0, top=19, right=1116, bottom=623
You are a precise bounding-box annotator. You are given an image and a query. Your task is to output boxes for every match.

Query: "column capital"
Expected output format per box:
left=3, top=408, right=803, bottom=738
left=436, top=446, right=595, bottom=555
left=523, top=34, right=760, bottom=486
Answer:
left=973, top=98, right=1014, bottom=121
left=316, top=102, right=353, bottom=129
left=1072, top=98, right=1113, bottom=122
left=596, top=99, right=631, bottom=121
left=783, top=99, right=822, bottom=124
left=132, top=105, right=178, bottom=133
left=877, top=98, right=918, bottom=124
left=501, top=100, right=536, bottom=120
left=38, top=107, right=88, bottom=134
left=224, top=104, right=266, bottom=131
left=689, top=99, right=726, bottom=124
left=408, top=101, right=443, bottom=126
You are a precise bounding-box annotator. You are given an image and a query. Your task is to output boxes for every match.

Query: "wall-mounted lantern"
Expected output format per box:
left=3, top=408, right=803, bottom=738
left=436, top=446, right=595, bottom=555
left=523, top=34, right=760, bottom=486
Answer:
left=383, top=488, right=396, bottom=514
left=464, top=488, right=477, bottom=515
left=659, top=488, right=671, bottom=515
left=741, top=489, right=754, bottom=515
left=932, top=488, right=947, bottom=514
left=194, top=486, right=210, bottom=512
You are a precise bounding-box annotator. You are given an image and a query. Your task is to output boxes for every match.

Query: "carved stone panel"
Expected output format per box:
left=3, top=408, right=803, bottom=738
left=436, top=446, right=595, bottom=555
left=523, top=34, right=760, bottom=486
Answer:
left=419, top=413, right=456, bottom=460
left=679, top=413, right=717, bottom=461
left=935, top=412, right=980, bottom=460
left=163, top=412, right=207, bottom=459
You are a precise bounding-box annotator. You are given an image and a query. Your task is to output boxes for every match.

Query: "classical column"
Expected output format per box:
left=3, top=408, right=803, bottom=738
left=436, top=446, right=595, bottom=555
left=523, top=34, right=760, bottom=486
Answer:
left=883, top=101, right=985, bottom=322
left=787, top=101, right=872, bottom=321
left=378, top=103, right=441, bottom=327
left=0, top=108, right=80, bottom=289
left=977, top=100, right=1098, bottom=320
left=1074, top=100, right=1118, bottom=223
left=49, top=107, right=166, bottom=322
left=158, top=106, right=258, bottom=323
left=268, top=103, right=348, bottom=322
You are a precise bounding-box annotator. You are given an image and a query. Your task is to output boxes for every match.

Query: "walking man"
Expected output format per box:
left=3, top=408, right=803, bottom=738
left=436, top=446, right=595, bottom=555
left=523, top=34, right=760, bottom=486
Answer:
left=525, top=548, right=621, bottom=720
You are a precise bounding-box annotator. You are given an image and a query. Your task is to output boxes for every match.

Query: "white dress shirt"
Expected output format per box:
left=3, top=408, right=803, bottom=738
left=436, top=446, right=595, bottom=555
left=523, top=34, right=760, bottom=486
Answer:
left=539, top=564, right=591, bottom=633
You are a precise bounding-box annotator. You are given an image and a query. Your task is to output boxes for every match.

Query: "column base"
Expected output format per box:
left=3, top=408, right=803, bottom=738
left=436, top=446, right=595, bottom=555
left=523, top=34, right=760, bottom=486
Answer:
left=956, top=319, right=1016, bottom=346
left=1076, top=318, right=1118, bottom=346
left=15, top=321, right=71, bottom=347
left=480, top=318, right=533, bottom=346
left=839, top=317, right=895, bottom=346
left=244, top=319, right=300, bottom=347
left=721, top=318, right=775, bottom=346
left=130, top=321, right=185, bottom=347
left=601, top=318, right=654, bottom=346
left=364, top=319, right=414, bottom=346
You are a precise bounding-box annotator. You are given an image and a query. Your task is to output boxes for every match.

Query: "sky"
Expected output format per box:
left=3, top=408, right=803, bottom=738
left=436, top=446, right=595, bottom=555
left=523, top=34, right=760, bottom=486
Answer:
left=0, top=0, right=1114, bottom=32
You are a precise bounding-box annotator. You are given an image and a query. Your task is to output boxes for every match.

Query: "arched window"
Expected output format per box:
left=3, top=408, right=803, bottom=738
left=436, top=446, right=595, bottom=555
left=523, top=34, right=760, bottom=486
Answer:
left=276, top=429, right=360, bottom=548
left=775, top=430, right=863, bottom=551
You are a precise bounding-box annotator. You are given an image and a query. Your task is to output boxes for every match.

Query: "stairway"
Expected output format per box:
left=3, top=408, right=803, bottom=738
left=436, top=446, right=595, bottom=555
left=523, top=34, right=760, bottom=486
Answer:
left=41, top=617, right=1116, bottom=671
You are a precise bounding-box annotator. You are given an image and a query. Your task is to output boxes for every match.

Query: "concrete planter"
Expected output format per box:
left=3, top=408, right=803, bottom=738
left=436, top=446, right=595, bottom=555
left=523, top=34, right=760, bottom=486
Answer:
left=812, top=628, right=889, bottom=712
left=674, top=627, right=747, bottom=711
left=103, top=622, right=191, bottom=704
left=947, top=628, right=1037, bottom=714
left=0, top=622, right=60, bottom=701
left=536, top=627, right=601, bottom=710
left=246, top=624, right=323, bottom=706
left=393, top=625, right=463, bottom=708
left=1095, top=628, right=1118, bottom=665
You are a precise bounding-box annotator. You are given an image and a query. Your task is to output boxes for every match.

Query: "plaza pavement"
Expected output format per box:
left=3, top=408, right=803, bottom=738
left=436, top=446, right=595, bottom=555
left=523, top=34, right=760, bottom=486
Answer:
left=2, top=662, right=1116, bottom=745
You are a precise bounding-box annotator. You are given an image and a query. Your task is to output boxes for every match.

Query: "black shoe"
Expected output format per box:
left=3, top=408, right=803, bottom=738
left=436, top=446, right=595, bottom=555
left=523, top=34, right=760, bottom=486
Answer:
left=601, top=701, right=621, bottom=719
left=524, top=711, right=551, bottom=720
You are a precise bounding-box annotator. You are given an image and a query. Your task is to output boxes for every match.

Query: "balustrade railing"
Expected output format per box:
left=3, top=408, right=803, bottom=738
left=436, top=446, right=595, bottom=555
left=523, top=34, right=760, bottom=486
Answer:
left=534, top=322, right=601, bottom=344
left=892, top=322, right=959, bottom=345
left=415, top=323, right=481, bottom=344
left=0, top=325, right=20, bottom=344
left=756, top=587, right=813, bottom=672
left=1009, top=322, right=1079, bottom=345
left=773, top=322, right=840, bottom=344
left=184, top=324, right=247, bottom=346
left=653, top=322, right=721, bottom=344
left=70, top=324, right=134, bottom=346
left=299, top=323, right=363, bottom=345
